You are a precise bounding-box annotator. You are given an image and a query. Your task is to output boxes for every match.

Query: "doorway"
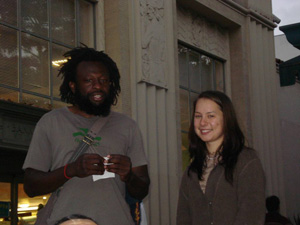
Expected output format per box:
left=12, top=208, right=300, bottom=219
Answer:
left=0, top=177, right=50, bottom=225
left=0, top=149, right=49, bottom=225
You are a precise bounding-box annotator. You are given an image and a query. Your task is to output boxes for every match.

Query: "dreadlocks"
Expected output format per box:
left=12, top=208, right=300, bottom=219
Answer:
left=58, top=46, right=121, bottom=106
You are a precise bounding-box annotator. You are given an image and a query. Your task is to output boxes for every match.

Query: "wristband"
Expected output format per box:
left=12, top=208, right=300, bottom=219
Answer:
left=64, top=164, right=71, bottom=179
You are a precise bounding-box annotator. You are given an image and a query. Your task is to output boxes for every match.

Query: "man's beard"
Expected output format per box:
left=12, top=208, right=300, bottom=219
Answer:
left=73, top=89, right=112, bottom=117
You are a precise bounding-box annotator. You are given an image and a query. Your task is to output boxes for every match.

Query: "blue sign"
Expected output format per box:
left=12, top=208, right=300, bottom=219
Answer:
left=0, top=201, right=10, bottom=218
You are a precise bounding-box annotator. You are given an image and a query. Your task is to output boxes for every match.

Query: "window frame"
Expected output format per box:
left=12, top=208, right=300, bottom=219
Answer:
left=0, top=0, right=97, bottom=108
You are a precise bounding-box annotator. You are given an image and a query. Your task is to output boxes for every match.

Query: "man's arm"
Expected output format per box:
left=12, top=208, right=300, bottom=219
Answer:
left=24, top=153, right=105, bottom=197
left=24, top=167, right=69, bottom=197
left=124, top=165, right=150, bottom=200
left=104, top=154, right=150, bottom=200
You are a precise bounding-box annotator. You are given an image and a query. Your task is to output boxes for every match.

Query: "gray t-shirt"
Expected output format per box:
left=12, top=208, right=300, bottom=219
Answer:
left=23, top=107, right=148, bottom=225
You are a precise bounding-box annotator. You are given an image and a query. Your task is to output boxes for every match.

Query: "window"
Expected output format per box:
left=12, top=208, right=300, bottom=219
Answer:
left=178, top=44, right=225, bottom=170
left=0, top=0, right=96, bottom=110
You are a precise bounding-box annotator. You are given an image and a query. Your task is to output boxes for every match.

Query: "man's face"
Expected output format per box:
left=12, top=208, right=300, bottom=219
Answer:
left=69, top=61, right=112, bottom=116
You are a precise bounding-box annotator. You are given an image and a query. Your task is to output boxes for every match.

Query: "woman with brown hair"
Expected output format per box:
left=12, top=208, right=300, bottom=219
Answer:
left=177, top=90, right=265, bottom=225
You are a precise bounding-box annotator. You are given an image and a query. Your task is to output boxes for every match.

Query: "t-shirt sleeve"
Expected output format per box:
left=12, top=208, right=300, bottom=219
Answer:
left=127, top=123, right=148, bottom=168
left=22, top=116, right=52, bottom=172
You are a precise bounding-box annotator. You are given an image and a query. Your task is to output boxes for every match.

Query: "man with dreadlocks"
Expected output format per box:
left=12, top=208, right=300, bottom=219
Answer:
left=23, top=47, right=150, bottom=225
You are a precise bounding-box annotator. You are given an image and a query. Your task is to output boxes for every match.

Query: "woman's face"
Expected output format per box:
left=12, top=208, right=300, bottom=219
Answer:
left=193, top=98, right=224, bottom=152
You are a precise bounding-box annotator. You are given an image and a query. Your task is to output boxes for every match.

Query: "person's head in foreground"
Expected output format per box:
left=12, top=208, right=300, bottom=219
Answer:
left=266, top=195, right=280, bottom=213
left=54, top=214, right=98, bottom=225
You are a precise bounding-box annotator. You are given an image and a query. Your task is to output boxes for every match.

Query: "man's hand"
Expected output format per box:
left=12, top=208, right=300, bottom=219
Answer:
left=104, top=154, right=150, bottom=200
left=103, top=154, right=132, bottom=182
left=67, top=153, right=105, bottom=178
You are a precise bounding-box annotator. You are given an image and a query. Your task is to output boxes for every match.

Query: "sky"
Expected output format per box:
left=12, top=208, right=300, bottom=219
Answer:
left=272, top=0, right=300, bottom=36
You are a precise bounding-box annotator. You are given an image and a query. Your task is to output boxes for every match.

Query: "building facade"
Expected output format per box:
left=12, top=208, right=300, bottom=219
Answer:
left=275, top=30, right=300, bottom=221
left=0, top=0, right=289, bottom=224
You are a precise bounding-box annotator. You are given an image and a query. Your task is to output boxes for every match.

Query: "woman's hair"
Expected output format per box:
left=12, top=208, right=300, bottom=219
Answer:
left=58, top=46, right=121, bottom=105
left=54, top=214, right=98, bottom=225
left=188, top=90, right=245, bottom=183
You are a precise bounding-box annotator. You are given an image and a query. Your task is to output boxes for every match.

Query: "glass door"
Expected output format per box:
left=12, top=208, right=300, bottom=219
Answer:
left=0, top=182, right=11, bottom=224
left=0, top=178, right=50, bottom=225
left=17, top=183, right=50, bottom=224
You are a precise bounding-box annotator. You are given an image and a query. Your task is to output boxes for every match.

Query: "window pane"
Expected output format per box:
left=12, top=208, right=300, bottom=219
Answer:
left=0, top=182, right=11, bottom=222
left=0, top=25, right=19, bottom=88
left=215, top=60, right=224, bottom=91
left=190, top=91, right=199, bottom=117
left=21, top=93, right=51, bottom=110
left=53, top=100, right=68, bottom=109
left=80, top=0, right=94, bottom=47
left=21, top=33, right=49, bottom=95
left=180, top=89, right=190, bottom=132
left=51, top=0, right=76, bottom=46
left=0, top=87, right=19, bottom=102
left=200, top=55, right=213, bottom=91
left=18, top=183, right=50, bottom=224
left=178, top=45, right=188, bottom=87
left=189, top=52, right=201, bottom=91
left=0, top=0, right=17, bottom=26
left=52, top=44, right=70, bottom=98
left=181, top=132, right=190, bottom=171
left=0, top=182, right=10, bottom=202
left=21, top=0, right=48, bottom=37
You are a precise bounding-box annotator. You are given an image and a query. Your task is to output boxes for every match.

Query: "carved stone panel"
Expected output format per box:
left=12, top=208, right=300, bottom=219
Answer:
left=177, top=6, right=229, bottom=60
left=140, top=0, right=167, bottom=88
left=0, top=100, right=47, bottom=151
left=0, top=116, right=35, bottom=149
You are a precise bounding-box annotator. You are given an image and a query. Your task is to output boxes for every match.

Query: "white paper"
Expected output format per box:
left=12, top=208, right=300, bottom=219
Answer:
left=92, top=156, right=115, bottom=181
left=92, top=170, right=115, bottom=181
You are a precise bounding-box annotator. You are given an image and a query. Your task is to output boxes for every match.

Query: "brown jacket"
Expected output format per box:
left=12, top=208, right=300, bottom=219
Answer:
left=177, top=148, right=265, bottom=225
